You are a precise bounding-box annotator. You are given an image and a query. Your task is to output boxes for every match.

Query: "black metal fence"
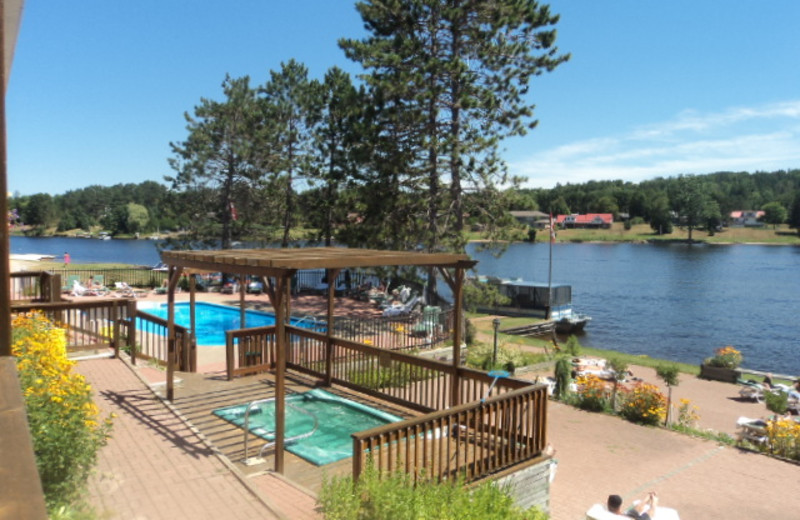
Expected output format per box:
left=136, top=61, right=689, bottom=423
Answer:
left=49, top=268, right=168, bottom=290
left=325, top=307, right=455, bottom=351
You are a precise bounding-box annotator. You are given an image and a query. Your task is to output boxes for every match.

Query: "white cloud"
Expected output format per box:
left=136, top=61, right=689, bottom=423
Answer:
left=515, top=100, right=800, bottom=188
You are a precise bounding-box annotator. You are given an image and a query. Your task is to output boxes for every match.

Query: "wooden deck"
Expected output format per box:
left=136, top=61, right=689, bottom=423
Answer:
left=166, top=369, right=420, bottom=493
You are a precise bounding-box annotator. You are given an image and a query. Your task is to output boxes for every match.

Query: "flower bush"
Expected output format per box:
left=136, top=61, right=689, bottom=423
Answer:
left=619, top=382, right=666, bottom=426
left=704, top=345, right=742, bottom=369
left=574, top=374, right=610, bottom=412
left=766, top=417, right=800, bottom=461
left=675, top=398, right=700, bottom=429
left=12, top=312, right=113, bottom=511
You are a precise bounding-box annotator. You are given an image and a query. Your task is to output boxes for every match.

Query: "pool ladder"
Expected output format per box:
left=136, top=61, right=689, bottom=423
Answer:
left=242, top=397, right=319, bottom=466
left=292, top=314, right=320, bottom=330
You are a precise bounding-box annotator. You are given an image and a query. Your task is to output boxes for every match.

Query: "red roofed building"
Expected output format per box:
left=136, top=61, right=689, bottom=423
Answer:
left=556, top=213, right=614, bottom=229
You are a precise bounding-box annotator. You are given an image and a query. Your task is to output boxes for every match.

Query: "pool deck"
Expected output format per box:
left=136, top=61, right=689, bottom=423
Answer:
left=72, top=294, right=800, bottom=519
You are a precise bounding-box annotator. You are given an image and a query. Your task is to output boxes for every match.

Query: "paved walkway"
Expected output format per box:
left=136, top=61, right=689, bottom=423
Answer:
left=75, top=310, right=800, bottom=520
left=77, top=358, right=320, bottom=520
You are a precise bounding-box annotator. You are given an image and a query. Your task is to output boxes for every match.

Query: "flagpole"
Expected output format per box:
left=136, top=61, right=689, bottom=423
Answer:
left=548, top=213, right=554, bottom=320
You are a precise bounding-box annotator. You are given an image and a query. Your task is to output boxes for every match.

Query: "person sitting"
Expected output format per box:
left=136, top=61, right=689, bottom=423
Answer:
left=607, top=491, right=657, bottom=519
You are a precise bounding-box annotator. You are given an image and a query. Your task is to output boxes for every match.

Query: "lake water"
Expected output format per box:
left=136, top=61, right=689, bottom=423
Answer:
left=467, top=242, right=800, bottom=376
left=11, top=236, right=800, bottom=374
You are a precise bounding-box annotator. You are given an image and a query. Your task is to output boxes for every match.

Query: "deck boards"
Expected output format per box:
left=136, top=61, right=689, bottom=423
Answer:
left=167, top=369, right=419, bottom=493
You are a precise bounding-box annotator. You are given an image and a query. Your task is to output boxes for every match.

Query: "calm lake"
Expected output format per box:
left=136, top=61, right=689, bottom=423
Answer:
left=11, top=236, right=800, bottom=375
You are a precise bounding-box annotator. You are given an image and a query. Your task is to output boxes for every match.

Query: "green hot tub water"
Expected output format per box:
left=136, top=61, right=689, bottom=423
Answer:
left=212, top=389, right=403, bottom=466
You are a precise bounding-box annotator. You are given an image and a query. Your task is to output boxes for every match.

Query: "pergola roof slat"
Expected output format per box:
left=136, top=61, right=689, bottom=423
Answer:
left=161, top=247, right=476, bottom=273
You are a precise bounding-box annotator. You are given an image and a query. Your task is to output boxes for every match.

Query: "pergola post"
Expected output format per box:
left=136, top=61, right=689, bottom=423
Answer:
left=273, top=275, right=289, bottom=474
left=324, top=268, right=340, bottom=387
left=450, top=266, right=465, bottom=407
left=166, top=265, right=183, bottom=402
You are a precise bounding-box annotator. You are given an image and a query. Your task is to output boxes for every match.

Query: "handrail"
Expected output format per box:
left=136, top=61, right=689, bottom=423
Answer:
left=241, top=397, right=320, bottom=464
left=291, top=314, right=319, bottom=330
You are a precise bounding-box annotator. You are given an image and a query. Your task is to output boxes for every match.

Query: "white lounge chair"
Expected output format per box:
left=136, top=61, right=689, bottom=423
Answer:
left=738, top=381, right=766, bottom=402
left=736, top=416, right=769, bottom=445
left=382, top=295, right=422, bottom=317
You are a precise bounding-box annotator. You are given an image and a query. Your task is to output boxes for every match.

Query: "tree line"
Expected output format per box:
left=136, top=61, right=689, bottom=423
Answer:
left=9, top=1, right=800, bottom=248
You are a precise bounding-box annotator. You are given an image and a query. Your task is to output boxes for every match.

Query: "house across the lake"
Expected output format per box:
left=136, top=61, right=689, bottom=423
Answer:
left=556, top=213, right=613, bottom=229
left=729, top=210, right=765, bottom=227
left=509, top=210, right=550, bottom=228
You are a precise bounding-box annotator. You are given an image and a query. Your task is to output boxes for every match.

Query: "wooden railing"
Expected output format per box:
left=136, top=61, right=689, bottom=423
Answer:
left=225, top=323, right=547, bottom=485
left=0, top=358, right=49, bottom=519
left=226, top=326, right=533, bottom=413
left=10, top=271, right=61, bottom=303
left=134, top=310, right=195, bottom=371
left=352, top=384, right=548, bottom=484
left=11, top=299, right=135, bottom=358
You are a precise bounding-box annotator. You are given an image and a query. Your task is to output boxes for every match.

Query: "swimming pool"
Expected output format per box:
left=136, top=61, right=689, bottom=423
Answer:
left=212, top=389, right=403, bottom=466
left=139, top=301, right=320, bottom=346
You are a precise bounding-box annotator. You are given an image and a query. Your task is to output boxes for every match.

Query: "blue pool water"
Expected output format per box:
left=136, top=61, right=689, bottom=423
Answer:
left=140, top=302, right=318, bottom=346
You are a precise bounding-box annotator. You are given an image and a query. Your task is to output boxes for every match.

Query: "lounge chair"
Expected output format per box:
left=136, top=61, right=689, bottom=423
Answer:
left=382, top=295, right=422, bottom=317
left=71, top=279, right=106, bottom=297
left=738, top=381, right=767, bottom=402
left=586, top=502, right=681, bottom=520
left=735, top=416, right=769, bottom=445
left=114, top=282, right=145, bottom=298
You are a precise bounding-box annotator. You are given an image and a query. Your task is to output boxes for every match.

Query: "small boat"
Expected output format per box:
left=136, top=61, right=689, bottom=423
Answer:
left=474, top=276, right=591, bottom=334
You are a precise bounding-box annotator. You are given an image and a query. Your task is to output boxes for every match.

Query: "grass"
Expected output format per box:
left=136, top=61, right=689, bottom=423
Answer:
left=468, top=314, right=700, bottom=376
left=469, top=223, right=800, bottom=245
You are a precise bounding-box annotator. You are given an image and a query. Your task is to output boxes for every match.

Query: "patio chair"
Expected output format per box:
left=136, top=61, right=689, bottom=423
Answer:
left=382, top=295, right=422, bottom=317
left=735, top=416, right=769, bottom=445
left=738, top=381, right=766, bottom=402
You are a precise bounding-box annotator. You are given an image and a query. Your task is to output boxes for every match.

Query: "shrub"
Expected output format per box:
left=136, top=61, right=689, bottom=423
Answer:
left=766, top=417, right=800, bottom=460
left=618, top=382, right=666, bottom=426
left=12, top=312, right=113, bottom=512
left=674, top=398, right=700, bottom=429
left=554, top=356, right=572, bottom=400
left=574, top=374, right=610, bottom=412
left=765, top=390, right=789, bottom=414
left=704, top=345, right=742, bottom=369
left=565, top=335, right=582, bottom=356
left=319, top=464, right=547, bottom=520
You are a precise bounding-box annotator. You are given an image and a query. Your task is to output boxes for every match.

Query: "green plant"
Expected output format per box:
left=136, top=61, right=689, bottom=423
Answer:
left=765, top=390, right=789, bottom=414
left=564, top=335, right=582, bottom=356
left=704, top=345, right=742, bottom=369
left=319, top=464, right=547, bottom=520
left=573, top=374, right=610, bottom=412
left=12, top=312, right=113, bottom=512
left=766, top=416, right=800, bottom=460
left=656, top=363, right=680, bottom=426
left=674, top=398, right=700, bottom=429
left=553, top=356, right=572, bottom=400
left=466, top=341, right=546, bottom=372
left=607, top=357, right=628, bottom=411
left=618, top=382, right=666, bottom=426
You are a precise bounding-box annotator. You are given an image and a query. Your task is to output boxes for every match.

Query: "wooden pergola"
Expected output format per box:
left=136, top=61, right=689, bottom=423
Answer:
left=160, top=247, right=477, bottom=473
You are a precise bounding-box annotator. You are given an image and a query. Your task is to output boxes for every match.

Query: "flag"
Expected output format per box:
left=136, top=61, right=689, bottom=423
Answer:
left=229, top=201, right=238, bottom=221
left=549, top=213, right=556, bottom=243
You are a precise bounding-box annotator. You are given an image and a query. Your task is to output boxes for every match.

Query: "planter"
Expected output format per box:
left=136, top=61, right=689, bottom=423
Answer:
left=699, top=364, right=740, bottom=383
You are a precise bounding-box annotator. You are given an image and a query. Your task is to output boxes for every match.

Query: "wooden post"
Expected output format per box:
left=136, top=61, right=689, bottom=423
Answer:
left=0, top=1, right=10, bottom=357
left=273, top=276, right=288, bottom=474
left=127, top=299, right=137, bottom=365
left=166, top=266, right=182, bottom=402
left=451, top=266, right=465, bottom=407
left=188, top=274, right=196, bottom=371
left=325, top=268, right=340, bottom=387
left=239, top=275, right=246, bottom=328
left=111, top=300, right=120, bottom=359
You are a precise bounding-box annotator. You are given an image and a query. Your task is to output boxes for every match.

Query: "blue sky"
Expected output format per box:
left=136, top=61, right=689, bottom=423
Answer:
left=7, top=1, right=800, bottom=196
